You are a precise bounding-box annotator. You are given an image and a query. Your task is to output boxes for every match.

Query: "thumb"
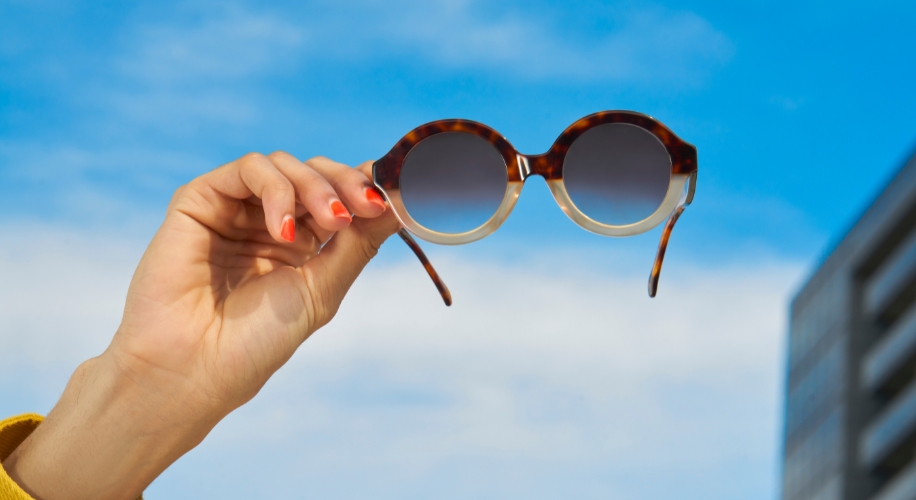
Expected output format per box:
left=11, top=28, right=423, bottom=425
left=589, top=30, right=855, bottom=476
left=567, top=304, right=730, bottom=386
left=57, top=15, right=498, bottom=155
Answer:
left=300, top=199, right=401, bottom=327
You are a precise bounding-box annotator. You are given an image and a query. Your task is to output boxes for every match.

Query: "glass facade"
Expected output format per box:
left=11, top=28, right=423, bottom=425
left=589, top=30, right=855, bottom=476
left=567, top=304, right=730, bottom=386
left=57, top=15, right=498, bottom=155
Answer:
left=781, top=149, right=916, bottom=500
left=862, top=305, right=916, bottom=392
left=784, top=408, right=844, bottom=500
left=783, top=286, right=847, bottom=500
left=861, top=382, right=916, bottom=468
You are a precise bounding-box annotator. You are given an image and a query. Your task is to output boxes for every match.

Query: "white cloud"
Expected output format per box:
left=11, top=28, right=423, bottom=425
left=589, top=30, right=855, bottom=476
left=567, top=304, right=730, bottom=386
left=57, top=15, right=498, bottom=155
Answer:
left=0, top=227, right=138, bottom=360
left=118, top=7, right=304, bottom=84
left=0, top=141, right=209, bottom=181
left=0, top=1, right=732, bottom=194
left=114, top=1, right=732, bottom=88
left=164, top=253, right=802, bottom=499
left=362, top=1, right=734, bottom=83
left=0, top=225, right=803, bottom=499
left=102, top=7, right=304, bottom=128
left=77, top=1, right=730, bottom=137
left=0, top=226, right=143, bottom=413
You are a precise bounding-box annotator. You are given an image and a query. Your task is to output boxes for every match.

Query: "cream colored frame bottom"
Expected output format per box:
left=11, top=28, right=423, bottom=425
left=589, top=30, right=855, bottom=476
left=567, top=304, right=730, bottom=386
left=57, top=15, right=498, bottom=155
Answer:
left=380, top=173, right=694, bottom=245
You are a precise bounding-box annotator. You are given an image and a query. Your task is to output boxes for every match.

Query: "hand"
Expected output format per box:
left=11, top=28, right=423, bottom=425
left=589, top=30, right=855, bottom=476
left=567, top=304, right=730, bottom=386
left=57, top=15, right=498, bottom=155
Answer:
left=119, top=152, right=397, bottom=411
left=2, top=153, right=399, bottom=500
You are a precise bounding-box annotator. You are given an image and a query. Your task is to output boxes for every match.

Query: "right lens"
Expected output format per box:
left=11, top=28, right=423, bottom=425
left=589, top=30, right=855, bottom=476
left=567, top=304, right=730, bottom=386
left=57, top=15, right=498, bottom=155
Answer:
left=399, top=131, right=508, bottom=234
left=563, top=123, right=672, bottom=226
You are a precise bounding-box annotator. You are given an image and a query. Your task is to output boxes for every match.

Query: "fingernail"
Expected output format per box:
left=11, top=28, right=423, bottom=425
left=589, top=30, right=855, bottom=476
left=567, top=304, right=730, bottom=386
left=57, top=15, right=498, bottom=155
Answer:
left=330, top=200, right=352, bottom=221
left=280, top=215, right=296, bottom=242
left=365, top=188, right=386, bottom=210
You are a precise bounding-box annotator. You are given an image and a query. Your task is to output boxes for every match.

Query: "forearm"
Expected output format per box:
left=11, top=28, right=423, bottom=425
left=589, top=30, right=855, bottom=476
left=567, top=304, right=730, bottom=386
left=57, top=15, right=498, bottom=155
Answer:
left=2, top=352, right=215, bottom=500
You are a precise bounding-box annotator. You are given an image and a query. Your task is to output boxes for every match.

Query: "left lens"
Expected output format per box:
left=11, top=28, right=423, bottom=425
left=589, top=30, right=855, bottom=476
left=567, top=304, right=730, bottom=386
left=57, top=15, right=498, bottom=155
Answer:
left=562, top=123, right=671, bottom=226
left=399, top=131, right=508, bottom=235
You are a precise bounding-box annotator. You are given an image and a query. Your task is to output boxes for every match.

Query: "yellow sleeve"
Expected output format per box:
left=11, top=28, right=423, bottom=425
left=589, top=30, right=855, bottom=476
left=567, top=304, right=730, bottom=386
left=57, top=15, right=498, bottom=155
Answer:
left=0, top=414, right=143, bottom=500
left=0, top=413, right=43, bottom=500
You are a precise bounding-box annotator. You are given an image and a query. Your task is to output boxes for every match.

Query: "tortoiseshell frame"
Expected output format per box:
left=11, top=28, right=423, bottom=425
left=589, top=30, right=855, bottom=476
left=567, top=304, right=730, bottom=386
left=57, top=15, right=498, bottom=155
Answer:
left=374, top=110, right=698, bottom=305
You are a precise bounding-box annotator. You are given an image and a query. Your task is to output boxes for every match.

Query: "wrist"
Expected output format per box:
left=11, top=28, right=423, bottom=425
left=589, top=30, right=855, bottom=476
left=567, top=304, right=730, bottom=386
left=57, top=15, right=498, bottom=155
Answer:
left=3, top=351, right=216, bottom=500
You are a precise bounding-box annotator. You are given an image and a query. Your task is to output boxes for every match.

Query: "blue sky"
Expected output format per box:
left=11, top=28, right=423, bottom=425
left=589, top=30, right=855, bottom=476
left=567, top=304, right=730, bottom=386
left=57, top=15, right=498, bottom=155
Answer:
left=2, top=0, right=915, bottom=257
left=1, top=1, right=915, bottom=499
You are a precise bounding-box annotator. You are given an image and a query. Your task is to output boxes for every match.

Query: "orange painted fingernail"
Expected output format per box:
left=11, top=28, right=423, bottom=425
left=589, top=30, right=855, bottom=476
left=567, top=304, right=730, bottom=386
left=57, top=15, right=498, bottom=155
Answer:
left=330, top=200, right=351, bottom=221
left=280, top=216, right=295, bottom=242
left=365, top=188, right=386, bottom=210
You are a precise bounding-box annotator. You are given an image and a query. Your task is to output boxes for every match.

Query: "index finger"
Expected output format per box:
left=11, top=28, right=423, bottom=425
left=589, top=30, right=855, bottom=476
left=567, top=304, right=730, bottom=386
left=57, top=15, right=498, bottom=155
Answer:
left=192, top=153, right=297, bottom=243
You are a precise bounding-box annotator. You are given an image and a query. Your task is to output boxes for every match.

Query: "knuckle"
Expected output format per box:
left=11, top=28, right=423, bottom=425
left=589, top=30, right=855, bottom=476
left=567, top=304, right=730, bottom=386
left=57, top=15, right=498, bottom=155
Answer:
left=345, top=167, right=369, bottom=184
left=187, top=176, right=208, bottom=190
left=240, top=151, right=266, bottom=164
left=170, top=183, right=188, bottom=201
left=267, top=150, right=294, bottom=162
left=355, top=161, right=374, bottom=176
left=268, top=179, right=294, bottom=197
left=167, top=183, right=190, bottom=211
left=305, top=156, right=337, bottom=173
left=355, top=227, right=383, bottom=263
left=360, top=242, right=380, bottom=264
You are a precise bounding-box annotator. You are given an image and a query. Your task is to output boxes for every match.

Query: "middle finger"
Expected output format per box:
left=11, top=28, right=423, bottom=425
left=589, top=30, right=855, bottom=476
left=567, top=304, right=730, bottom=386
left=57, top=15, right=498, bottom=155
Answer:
left=267, top=151, right=354, bottom=233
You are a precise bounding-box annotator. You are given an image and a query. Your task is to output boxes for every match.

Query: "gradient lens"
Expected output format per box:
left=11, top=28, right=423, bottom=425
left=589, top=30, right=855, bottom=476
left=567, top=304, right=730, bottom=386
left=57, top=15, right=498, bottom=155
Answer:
left=400, top=132, right=508, bottom=234
left=563, top=123, right=671, bottom=226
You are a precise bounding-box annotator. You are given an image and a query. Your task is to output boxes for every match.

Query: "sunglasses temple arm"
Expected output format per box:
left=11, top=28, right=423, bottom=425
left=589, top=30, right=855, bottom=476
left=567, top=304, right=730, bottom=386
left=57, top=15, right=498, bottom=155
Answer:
left=647, top=205, right=686, bottom=297
left=397, top=228, right=453, bottom=306
left=648, top=173, right=695, bottom=298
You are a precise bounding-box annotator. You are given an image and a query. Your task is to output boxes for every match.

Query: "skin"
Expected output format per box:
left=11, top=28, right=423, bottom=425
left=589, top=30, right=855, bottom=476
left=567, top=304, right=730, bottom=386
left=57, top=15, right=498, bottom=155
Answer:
left=1, top=152, right=400, bottom=500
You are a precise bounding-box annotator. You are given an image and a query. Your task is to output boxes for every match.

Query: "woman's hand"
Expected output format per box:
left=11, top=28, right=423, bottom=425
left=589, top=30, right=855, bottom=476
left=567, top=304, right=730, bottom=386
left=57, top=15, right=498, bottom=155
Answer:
left=3, top=153, right=399, bottom=500
left=120, top=152, right=397, bottom=411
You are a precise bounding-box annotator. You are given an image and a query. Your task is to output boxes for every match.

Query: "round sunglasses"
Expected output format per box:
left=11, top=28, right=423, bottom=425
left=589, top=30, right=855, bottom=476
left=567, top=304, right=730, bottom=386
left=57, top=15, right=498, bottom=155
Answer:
left=372, top=110, right=698, bottom=305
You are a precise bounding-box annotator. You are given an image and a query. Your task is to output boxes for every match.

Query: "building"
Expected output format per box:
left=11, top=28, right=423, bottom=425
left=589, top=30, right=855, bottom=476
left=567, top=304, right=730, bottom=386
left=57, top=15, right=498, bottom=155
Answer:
left=782, top=149, right=916, bottom=500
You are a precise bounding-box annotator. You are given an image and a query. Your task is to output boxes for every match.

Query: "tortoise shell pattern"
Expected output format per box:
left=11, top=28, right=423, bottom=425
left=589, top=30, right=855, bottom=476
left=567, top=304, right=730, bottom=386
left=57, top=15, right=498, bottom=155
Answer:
left=397, top=228, right=452, bottom=306
left=374, top=110, right=697, bottom=302
left=648, top=204, right=687, bottom=298
left=374, top=110, right=697, bottom=190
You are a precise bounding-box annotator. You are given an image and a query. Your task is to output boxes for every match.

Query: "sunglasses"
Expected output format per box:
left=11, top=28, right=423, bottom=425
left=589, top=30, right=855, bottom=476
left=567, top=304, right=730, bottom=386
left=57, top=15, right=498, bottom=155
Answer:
left=372, top=110, right=697, bottom=306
